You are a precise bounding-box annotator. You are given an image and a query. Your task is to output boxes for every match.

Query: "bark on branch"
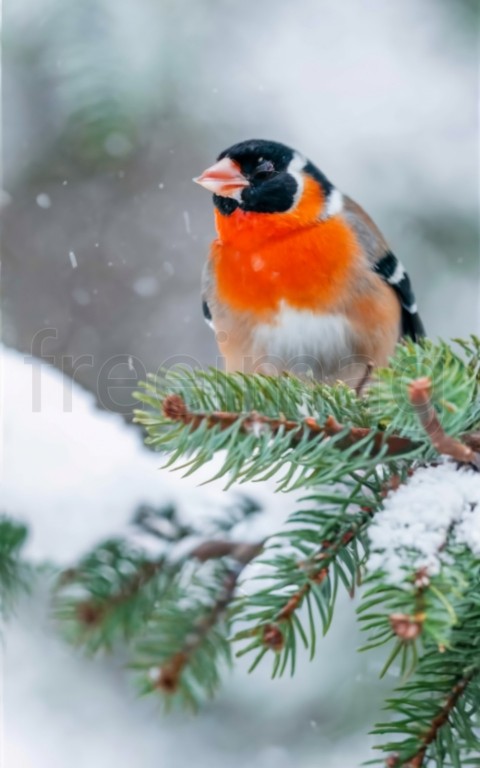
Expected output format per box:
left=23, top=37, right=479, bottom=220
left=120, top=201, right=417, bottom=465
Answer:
left=387, top=669, right=478, bottom=767
left=162, top=394, right=416, bottom=457
left=408, top=377, right=480, bottom=468
left=154, top=543, right=262, bottom=693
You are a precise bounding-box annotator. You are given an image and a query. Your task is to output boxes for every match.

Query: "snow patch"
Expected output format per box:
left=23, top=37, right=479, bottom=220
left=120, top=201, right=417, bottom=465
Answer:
left=1, top=346, right=292, bottom=565
left=367, top=463, right=480, bottom=584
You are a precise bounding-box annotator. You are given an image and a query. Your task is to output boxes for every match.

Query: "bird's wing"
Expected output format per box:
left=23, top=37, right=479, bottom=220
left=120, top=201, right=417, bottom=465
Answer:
left=201, top=258, right=215, bottom=330
left=342, top=196, right=426, bottom=341
left=372, top=251, right=426, bottom=341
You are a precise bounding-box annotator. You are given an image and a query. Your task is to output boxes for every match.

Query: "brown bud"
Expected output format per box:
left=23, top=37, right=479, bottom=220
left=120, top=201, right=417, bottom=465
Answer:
left=413, top=567, right=430, bottom=589
left=163, top=394, right=187, bottom=421
left=389, top=612, right=424, bottom=640
left=385, top=755, right=399, bottom=768
left=408, top=377, right=432, bottom=402
left=76, top=601, right=104, bottom=626
left=262, top=623, right=285, bottom=652
left=155, top=653, right=187, bottom=693
left=156, top=668, right=179, bottom=693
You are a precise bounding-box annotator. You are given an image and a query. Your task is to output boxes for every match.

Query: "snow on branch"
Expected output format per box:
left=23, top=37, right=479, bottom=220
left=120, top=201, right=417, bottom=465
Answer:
left=367, top=462, right=480, bottom=583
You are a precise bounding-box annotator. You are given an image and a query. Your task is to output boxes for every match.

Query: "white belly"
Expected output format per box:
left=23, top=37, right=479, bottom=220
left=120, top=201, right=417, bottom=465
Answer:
left=252, top=303, right=355, bottom=379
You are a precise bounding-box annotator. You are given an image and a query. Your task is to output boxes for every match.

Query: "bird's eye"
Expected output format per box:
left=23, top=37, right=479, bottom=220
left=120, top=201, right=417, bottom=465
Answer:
left=252, top=160, right=275, bottom=180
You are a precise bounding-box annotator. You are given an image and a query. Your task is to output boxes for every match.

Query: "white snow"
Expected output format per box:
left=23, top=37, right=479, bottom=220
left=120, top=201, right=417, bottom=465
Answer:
left=0, top=345, right=291, bottom=564
left=367, top=463, right=480, bottom=583
left=132, top=275, right=159, bottom=297
left=68, top=250, right=78, bottom=268
left=36, top=193, right=51, bottom=209
left=72, top=287, right=90, bottom=306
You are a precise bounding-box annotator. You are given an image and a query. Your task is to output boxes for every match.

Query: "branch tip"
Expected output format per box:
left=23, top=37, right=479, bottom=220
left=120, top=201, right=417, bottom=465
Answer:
left=163, top=393, right=188, bottom=421
left=408, top=376, right=480, bottom=467
left=262, top=624, right=285, bottom=652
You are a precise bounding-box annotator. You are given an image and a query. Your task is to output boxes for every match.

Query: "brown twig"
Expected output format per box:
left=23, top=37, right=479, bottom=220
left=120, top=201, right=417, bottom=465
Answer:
left=155, top=567, right=240, bottom=692
left=154, top=543, right=263, bottom=693
left=355, top=361, right=374, bottom=397
left=387, top=669, right=477, bottom=767
left=190, top=539, right=264, bottom=565
left=262, top=572, right=328, bottom=653
left=322, top=415, right=415, bottom=455
left=74, top=540, right=263, bottom=630
left=260, top=515, right=375, bottom=652
left=408, top=377, right=480, bottom=468
left=260, top=473, right=406, bottom=652
left=75, top=559, right=165, bottom=627
left=462, top=430, right=480, bottom=453
left=162, top=393, right=416, bottom=456
left=163, top=392, right=320, bottom=437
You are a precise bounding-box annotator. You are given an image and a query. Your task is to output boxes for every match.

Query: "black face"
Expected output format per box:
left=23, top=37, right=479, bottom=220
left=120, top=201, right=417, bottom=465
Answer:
left=213, top=139, right=299, bottom=216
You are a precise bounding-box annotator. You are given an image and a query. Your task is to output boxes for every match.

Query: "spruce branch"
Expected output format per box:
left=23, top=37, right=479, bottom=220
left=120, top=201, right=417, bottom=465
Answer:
left=49, top=338, right=480, bottom=755
left=162, top=392, right=417, bottom=456
left=55, top=497, right=264, bottom=655
left=55, top=540, right=173, bottom=652
left=408, top=377, right=480, bottom=468
left=133, top=542, right=263, bottom=708
left=150, top=547, right=260, bottom=695
left=246, top=516, right=366, bottom=656
left=0, top=516, right=30, bottom=615
left=234, top=478, right=384, bottom=675
left=151, top=567, right=238, bottom=694
left=72, top=557, right=166, bottom=632
left=190, top=539, right=264, bottom=565
left=375, top=573, right=480, bottom=767
left=388, top=669, right=478, bottom=768
left=134, top=340, right=480, bottom=492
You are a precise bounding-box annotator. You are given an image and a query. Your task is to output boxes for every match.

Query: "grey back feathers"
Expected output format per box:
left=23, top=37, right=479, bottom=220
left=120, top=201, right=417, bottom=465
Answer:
left=341, top=196, right=425, bottom=341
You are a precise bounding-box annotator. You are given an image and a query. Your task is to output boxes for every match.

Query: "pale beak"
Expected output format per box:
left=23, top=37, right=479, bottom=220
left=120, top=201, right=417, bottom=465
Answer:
left=193, top=157, right=249, bottom=197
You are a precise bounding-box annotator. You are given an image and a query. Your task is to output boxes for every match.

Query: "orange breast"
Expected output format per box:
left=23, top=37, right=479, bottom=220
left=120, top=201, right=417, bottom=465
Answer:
left=212, top=177, right=358, bottom=317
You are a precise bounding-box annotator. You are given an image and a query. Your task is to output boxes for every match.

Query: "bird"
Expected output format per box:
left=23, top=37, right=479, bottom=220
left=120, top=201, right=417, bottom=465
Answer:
left=194, top=139, right=425, bottom=388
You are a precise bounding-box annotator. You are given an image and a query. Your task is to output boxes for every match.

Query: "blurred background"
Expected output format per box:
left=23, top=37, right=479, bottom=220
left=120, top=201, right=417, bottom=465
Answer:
left=2, top=0, right=478, bottom=766
left=3, top=0, right=479, bottom=411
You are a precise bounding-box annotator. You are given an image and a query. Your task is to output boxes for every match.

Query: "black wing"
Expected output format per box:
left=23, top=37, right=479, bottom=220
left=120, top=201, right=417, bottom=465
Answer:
left=374, top=251, right=426, bottom=341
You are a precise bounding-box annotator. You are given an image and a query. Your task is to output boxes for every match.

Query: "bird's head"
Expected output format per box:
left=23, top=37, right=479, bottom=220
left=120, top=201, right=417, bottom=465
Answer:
left=194, top=139, right=332, bottom=217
